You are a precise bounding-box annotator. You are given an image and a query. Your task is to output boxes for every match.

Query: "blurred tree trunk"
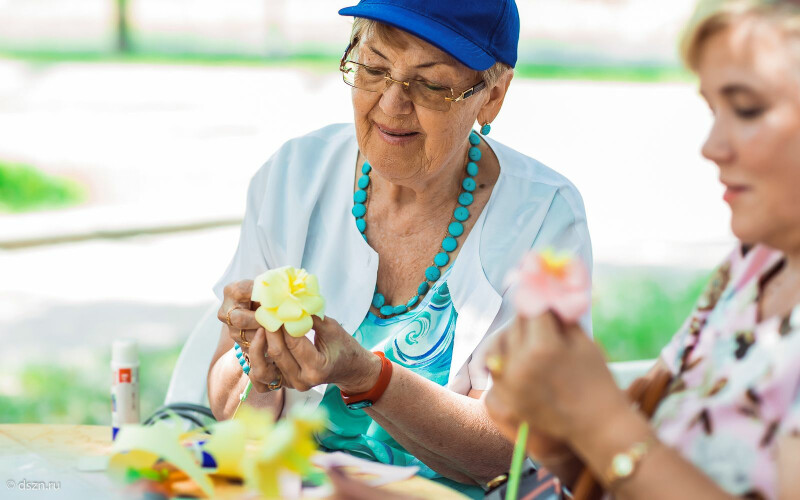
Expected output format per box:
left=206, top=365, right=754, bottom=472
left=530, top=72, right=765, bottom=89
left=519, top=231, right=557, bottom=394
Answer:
left=115, top=0, right=131, bottom=53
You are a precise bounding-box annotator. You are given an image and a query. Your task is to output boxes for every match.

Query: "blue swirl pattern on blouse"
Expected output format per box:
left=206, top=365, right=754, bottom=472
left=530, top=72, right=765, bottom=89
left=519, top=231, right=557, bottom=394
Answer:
left=316, top=269, right=481, bottom=498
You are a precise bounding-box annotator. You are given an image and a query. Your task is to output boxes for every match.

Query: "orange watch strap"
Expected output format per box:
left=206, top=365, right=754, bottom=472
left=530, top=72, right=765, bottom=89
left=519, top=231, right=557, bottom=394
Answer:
left=340, top=351, right=393, bottom=407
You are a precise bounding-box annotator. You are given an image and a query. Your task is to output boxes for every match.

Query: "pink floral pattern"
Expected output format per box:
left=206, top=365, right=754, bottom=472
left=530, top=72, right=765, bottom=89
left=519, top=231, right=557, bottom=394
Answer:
left=655, top=245, right=800, bottom=499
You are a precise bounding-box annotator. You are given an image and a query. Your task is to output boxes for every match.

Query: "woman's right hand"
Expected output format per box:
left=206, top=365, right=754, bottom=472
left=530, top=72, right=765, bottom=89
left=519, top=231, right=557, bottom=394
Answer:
left=217, top=280, right=284, bottom=394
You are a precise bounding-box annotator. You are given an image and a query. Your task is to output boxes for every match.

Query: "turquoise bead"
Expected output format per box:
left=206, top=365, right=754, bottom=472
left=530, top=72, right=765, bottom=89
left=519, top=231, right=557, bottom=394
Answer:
left=434, top=252, right=449, bottom=267
left=352, top=203, right=366, bottom=218
left=357, top=175, right=370, bottom=189
left=468, top=147, right=481, bottom=161
left=234, top=343, right=241, bottom=351
left=454, top=206, right=470, bottom=221
left=467, top=162, right=479, bottom=177
left=406, top=296, right=419, bottom=308
left=425, top=266, right=441, bottom=281
left=462, top=178, right=476, bottom=192
left=418, top=282, right=430, bottom=295
left=481, top=123, right=492, bottom=135
left=469, top=132, right=480, bottom=145
left=372, top=293, right=385, bottom=308
left=393, top=305, right=408, bottom=315
left=354, top=190, right=367, bottom=203
left=448, top=221, right=464, bottom=237
left=362, top=233, right=367, bottom=241
left=458, top=192, right=474, bottom=206
left=238, top=357, right=245, bottom=366
left=356, top=218, right=366, bottom=232
left=380, top=305, right=394, bottom=316
left=243, top=365, right=250, bottom=375
left=362, top=162, right=372, bottom=174
left=442, top=237, right=457, bottom=252
left=236, top=350, right=243, bottom=359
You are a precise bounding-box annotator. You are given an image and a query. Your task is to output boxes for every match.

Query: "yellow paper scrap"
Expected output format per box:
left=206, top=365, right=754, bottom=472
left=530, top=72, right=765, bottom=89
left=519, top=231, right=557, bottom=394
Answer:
left=109, top=421, right=214, bottom=497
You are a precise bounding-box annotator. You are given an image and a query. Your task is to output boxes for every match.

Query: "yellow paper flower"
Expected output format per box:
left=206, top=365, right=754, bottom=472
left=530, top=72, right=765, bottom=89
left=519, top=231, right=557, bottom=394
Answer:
left=245, top=408, right=327, bottom=498
left=251, top=266, right=326, bottom=337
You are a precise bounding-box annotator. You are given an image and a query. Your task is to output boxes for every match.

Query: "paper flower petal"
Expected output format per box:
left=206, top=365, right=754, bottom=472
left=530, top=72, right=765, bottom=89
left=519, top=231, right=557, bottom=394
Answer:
left=296, top=294, right=325, bottom=316
left=284, top=314, right=313, bottom=337
left=510, top=249, right=590, bottom=324
left=276, top=296, right=304, bottom=322
left=255, top=307, right=284, bottom=333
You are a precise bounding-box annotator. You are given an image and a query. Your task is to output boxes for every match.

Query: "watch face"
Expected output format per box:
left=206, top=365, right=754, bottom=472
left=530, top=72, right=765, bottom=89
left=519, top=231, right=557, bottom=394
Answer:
left=612, top=454, right=634, bottom=477
left=346, top=400, right=374, bottom=410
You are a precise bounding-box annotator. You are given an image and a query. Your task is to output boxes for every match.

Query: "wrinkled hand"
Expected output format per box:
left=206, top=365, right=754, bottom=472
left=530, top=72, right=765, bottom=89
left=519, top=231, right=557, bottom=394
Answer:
left=217, top=280, right=282, bottom=393
left=265, top=315, right=381, bottom=394
left=485, top=313, right=629, bottom=446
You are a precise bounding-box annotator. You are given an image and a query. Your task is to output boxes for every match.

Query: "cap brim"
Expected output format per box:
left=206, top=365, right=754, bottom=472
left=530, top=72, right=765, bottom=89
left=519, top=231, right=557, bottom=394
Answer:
left=339, top=4, right=495, bottom=71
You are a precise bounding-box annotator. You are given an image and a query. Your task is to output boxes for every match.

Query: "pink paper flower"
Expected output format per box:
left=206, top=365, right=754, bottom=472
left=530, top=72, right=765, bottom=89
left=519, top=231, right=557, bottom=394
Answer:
left=510, top=249, right=590, bottom=323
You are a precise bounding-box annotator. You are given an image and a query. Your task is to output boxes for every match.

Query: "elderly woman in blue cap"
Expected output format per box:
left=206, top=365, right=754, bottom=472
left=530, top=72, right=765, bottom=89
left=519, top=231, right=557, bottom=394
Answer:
left=207, top=0, right=591, bottom=496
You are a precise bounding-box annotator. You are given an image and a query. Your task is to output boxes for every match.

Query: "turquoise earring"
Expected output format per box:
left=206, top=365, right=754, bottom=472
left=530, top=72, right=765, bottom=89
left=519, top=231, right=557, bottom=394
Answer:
left=480, top=122, right=491, bottom=135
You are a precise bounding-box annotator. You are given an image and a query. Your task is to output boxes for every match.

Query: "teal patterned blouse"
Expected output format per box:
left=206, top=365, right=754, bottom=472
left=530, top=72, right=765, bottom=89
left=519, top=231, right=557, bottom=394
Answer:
left=315, top=269, right=483, bottom=499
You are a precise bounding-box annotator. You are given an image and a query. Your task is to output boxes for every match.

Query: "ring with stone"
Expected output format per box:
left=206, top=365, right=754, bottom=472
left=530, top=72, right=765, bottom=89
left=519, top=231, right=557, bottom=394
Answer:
left=267, top=374, right=283, bottom=391
left=486, top=354, right=504, bottom=375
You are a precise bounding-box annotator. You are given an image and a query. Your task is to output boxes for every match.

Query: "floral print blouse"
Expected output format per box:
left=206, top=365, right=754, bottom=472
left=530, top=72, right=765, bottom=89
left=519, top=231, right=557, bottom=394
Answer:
left=654, top=245, right=800, bottom=499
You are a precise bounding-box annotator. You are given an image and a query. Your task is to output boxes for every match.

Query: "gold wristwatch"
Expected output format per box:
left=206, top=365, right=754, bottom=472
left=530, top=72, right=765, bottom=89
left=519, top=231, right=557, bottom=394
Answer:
left=604, top=437, right=657, bottom=487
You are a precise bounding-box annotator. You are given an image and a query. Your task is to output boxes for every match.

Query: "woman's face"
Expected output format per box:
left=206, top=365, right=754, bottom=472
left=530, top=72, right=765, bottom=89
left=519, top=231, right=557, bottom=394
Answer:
left=351, top=28, right=491, bottom=184
left=698, top=19, right=800, bottom=249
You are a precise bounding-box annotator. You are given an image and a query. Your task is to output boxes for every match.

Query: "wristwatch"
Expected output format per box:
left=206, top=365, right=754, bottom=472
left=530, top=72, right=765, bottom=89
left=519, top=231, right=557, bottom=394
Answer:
left=604, top=437, right=657, bottom=487
left=340, top=351, right=394, bottom=410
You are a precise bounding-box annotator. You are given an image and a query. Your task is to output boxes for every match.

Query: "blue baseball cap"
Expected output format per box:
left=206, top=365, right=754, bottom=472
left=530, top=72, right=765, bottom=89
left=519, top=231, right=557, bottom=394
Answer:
left=338, top=0, right=520, bottom=71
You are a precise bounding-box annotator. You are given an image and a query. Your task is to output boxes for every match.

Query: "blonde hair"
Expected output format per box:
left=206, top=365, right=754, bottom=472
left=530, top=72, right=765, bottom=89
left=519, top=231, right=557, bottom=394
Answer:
left=681, top=0, right=800, bottom=70
left=348, top=17, right=512, bottom=88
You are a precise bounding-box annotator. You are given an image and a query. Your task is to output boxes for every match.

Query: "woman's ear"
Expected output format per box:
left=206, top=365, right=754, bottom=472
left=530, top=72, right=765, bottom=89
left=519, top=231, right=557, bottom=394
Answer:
left=478, top=69, right=514, bottom=126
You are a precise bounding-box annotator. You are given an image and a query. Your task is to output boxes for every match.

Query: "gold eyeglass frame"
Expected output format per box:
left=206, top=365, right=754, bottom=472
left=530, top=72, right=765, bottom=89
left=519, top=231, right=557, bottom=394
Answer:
left=338, top=39, right=487, bottom=110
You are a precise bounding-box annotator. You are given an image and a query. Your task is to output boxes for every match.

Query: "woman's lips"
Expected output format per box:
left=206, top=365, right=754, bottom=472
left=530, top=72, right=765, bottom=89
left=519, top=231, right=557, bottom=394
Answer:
left=722, top=185, right=750, bottom=203
left=375, top=124, right=419, bottom=145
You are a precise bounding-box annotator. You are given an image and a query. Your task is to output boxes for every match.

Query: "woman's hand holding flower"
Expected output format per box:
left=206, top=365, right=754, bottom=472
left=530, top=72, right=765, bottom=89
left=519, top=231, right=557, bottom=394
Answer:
left=485, top=314, right=626, bottom=446
left=486, top=250, right=627, bottom=459
left=264, top=315, right=382, bottom=394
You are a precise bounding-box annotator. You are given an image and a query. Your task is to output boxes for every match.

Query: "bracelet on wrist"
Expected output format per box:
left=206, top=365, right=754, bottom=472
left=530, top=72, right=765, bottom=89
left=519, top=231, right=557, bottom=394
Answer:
left=604, top=436, right=658, bottom=488
left=340, top=351, right=393, bottom=410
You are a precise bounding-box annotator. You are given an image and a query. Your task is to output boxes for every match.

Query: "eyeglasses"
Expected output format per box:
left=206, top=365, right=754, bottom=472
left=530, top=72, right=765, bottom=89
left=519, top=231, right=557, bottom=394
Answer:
left=339, top=40, right=486, bottom=112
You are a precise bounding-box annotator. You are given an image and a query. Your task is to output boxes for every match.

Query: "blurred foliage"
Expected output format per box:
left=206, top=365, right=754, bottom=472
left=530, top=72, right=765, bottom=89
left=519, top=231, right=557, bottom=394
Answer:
left=0, top=347, right=181, bottom=425
left=0, top=267, right=712, bottom=425
left=0, top=51, right=691, bottom=83
left=0, top=160, right=85, bottom=213
left=593, top=266, right=710, bottom=362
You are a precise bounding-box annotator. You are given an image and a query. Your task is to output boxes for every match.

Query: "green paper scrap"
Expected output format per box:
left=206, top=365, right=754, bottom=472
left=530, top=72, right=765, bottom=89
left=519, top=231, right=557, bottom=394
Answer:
left=505, top=422, right=529, bottom=500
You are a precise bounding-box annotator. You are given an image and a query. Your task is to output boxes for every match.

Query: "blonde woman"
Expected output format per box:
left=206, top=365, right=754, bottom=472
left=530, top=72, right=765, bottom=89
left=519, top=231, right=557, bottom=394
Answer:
left=485, top=1, right=800, bottom=499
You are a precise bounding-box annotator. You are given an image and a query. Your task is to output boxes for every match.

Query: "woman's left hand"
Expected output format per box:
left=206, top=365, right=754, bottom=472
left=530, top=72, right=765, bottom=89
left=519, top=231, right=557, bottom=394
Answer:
left=485, top=313, right=630, bottom=445
left=258, top=315, right=382, bottom=393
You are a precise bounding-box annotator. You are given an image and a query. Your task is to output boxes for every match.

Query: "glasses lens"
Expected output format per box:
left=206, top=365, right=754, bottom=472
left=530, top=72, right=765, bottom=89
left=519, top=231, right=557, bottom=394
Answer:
left=342, top=62, right=385, bottom=92
left=340, top=61, right=453, bottom=111
left=408, top=81, right=452, bottom=111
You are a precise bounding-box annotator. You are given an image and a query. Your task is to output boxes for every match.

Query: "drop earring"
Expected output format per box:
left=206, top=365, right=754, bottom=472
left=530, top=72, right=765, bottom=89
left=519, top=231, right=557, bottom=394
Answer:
left=480, top=122, right=491, bottom=135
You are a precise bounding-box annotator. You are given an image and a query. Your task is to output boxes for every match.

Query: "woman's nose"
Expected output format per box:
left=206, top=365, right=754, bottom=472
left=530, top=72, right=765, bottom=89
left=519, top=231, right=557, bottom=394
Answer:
left=701, top=118, right=734, bottom=165
left=379, top=80, right=414, bottom=116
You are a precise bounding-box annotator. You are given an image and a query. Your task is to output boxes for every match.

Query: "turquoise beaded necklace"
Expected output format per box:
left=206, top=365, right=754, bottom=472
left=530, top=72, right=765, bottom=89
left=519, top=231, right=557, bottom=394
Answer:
left=352, top=130, right=484, bottom=318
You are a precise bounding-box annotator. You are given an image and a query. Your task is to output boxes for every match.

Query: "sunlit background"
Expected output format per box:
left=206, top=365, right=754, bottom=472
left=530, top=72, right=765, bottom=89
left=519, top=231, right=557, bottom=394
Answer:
left=0, top=0, right=734, bottom=425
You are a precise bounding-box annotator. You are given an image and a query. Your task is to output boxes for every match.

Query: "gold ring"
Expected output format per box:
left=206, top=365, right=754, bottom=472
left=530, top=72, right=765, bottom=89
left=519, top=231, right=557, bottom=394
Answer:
left=486, top=354, right=504, bottom=375
left=226, top=305, right=243, bottom=327
left=268, top=373, right=283, bottom=391
left=239, top=329, right=251, bottom=348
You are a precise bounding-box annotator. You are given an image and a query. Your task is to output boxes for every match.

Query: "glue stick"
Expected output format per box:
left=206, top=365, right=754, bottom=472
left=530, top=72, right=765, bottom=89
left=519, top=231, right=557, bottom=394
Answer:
left=111, top=340, right=140, bottom=440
